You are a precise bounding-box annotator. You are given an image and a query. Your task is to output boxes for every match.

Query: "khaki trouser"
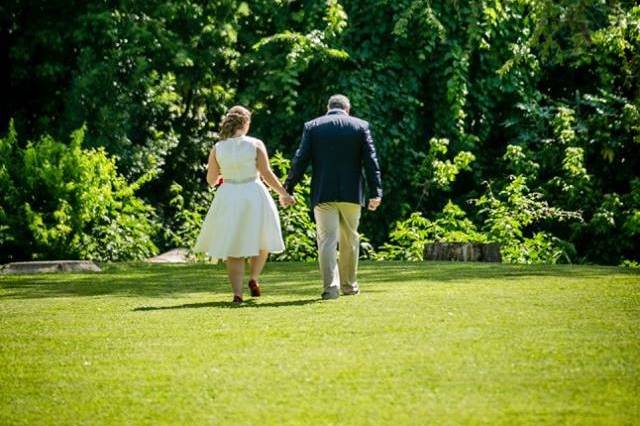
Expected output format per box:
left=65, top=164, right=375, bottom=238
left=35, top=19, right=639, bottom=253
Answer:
left=314, top=202, right=362, bottom=295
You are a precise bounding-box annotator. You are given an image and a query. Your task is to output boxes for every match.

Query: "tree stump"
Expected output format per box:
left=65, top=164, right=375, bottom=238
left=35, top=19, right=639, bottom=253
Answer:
left=424, top=243, right=502, bottom=262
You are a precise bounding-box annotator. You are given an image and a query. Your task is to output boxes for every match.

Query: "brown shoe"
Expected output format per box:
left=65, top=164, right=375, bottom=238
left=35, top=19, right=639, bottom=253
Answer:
left=232, top=295, right=243, bottom=304
left=248, top=279, right=261, bottom=297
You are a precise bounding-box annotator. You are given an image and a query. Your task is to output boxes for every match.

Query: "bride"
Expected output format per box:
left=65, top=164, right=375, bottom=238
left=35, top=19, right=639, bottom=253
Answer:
left=193, top=106, right=295, bottom=304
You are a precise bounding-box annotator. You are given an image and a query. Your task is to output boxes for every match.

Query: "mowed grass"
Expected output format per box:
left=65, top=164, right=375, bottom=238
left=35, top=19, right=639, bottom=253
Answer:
left=0, top=261, right=638, bottom=425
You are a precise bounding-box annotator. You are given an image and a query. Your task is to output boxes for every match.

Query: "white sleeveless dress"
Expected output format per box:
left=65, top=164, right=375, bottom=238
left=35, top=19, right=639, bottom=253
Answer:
left=193, top=136, right=285, bottom=263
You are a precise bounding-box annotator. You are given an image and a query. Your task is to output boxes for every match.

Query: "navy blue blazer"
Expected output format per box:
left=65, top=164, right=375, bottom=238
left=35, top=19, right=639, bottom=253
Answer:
left=284, top=110, right=383, bottom=208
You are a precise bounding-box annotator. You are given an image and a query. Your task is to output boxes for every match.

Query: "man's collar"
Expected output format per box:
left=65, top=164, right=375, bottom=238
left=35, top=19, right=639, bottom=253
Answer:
left=327, top=108, right=348, bottom=116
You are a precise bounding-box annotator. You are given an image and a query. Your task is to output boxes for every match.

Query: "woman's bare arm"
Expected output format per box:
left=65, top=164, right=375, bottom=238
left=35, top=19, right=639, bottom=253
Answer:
left=206, top=147, right=221, bottom=187
left=255, top=141, right=290, bottom=198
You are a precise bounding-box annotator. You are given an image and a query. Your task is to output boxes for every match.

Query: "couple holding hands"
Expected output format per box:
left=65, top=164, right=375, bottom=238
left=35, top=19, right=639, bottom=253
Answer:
left=194, top=95, right=383, bottom=304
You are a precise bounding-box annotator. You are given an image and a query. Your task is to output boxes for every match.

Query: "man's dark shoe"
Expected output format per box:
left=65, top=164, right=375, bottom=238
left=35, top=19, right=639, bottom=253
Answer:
left=248, top=279, right=261, bottom=297
left=321, top=291, right=339, bottom=300
left=232, top=295, right=244, bottom=304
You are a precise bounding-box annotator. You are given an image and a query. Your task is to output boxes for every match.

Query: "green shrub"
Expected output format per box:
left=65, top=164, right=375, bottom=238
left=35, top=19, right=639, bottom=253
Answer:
left=501, top=232, right=570, bottom=265
left=620, top=259, right=640, bottom=269
left=0, top=122, right=158, bottom=262
left=162, top=182, right=213, bottom=252
left=375, top=201, right=485, bottom=261
left=270, top=153, right=318, bottom=262
left=376, top=178, right=581, bottom=264
left=473, top=176, right=579, bottom=264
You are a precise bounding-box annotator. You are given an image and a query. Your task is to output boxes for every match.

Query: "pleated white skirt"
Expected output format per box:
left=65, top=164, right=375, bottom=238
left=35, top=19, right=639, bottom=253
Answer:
left=193, top=180, right=285, bottom=263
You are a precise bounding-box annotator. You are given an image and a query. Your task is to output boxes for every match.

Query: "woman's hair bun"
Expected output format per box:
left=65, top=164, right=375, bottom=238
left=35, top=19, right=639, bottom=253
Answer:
left=219, top=106, right=251, bottom=140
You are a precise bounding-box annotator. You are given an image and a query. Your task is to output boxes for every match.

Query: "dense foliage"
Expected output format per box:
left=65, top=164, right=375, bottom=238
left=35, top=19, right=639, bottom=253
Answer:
left=0, top=122, right=158, bottom=261
left=1, top=0, right=638, bottom=264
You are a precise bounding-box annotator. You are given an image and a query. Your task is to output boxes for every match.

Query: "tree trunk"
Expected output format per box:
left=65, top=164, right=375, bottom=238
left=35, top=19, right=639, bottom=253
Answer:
left=424, top=243, right=502, bottom=262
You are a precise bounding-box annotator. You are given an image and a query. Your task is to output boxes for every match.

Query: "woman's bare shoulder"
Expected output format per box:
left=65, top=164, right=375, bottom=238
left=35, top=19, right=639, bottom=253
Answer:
left=245, top=136, right=267, bottom=152
left=245, top=135, right=264, bottom=145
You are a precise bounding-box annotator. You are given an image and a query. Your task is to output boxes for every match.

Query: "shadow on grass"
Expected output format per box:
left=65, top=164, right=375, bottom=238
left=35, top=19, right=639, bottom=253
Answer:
left=133, top=297, right=322, bottom=311
left=1, top=261, right=635, bottom=301
left=0, top=262, right=322, bottom=300
left=357, top=261, right=638, bottom=284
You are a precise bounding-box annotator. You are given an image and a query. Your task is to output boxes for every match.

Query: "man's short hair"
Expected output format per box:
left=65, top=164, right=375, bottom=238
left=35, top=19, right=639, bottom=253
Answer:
left=327, top=94, right=350, bottom=111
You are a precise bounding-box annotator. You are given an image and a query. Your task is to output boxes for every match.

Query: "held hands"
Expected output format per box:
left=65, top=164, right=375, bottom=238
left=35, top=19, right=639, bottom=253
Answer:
left=278, top=193, right=377, bottom=209
left=368, top=197, right=381, bottom=211
left=279, top=193, right=296, bottom=208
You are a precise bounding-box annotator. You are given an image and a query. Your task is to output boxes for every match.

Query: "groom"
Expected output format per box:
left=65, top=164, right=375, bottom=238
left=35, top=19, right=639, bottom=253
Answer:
left=284, top=94, right=383, bottom=300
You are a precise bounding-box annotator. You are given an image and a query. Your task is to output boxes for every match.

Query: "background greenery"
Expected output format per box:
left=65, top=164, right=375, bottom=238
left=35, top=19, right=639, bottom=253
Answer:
left=1, top=0, right=639, bottom=265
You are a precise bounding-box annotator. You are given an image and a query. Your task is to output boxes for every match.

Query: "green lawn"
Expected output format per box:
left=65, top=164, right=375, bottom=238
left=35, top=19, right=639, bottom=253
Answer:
left=1, top=262, right=638, bottom=425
